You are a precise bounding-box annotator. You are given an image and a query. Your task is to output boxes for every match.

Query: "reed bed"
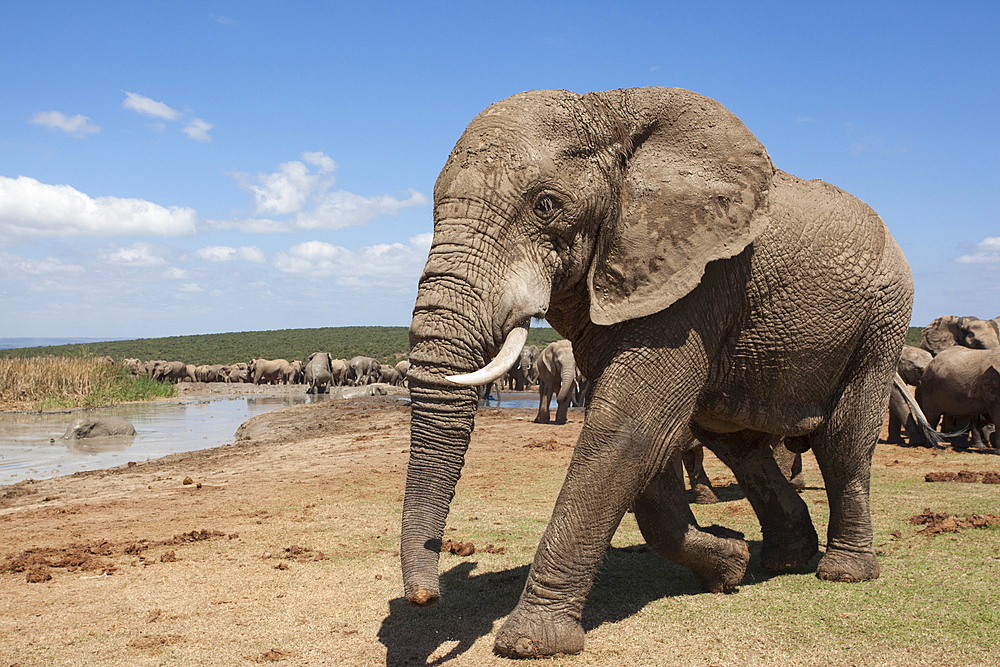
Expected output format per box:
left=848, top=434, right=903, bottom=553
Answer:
left=0, top=357, right=174, bottom=411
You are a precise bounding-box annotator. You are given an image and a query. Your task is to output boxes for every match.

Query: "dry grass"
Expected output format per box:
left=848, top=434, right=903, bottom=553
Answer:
left=0, top=356, right=174, bottom=411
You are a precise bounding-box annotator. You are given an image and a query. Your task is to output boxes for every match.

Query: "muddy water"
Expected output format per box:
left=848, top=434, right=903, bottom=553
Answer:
left=0, top=390, right=541, bottom=486
left=0, top=394, right=334, bottom=485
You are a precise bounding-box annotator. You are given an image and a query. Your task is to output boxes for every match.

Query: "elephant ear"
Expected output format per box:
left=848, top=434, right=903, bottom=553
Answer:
left=585, top=88, right=774, bottom=325
left=920, top=316, right=963, bottom=355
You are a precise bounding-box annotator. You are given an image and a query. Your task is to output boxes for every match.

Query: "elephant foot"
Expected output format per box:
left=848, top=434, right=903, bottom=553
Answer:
left=816, top=548, right=880, bottom=582
left=689, top=525, right=750, bottom=593
left=691, top=483, right=720, bottom=504
left=493, top=606, right=584, bottom=658
left=789, top=473, right=806, bottom=490
left=761, top=523, right=818, bottom=570
left=533, top=415, right=550, bottom=424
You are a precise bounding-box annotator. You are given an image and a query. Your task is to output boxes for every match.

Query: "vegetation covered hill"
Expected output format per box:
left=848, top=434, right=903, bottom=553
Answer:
left=0, top=326, right=567, bottom=366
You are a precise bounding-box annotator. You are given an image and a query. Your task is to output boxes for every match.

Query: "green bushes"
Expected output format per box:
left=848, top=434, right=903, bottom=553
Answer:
left=0, top=357, right=175, bottom=411
left=0, top=326, right=567, bottom=366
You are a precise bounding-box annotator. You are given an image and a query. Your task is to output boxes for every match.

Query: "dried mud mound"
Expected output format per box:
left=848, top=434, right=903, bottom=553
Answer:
left=907, top=508, right=1000, bottom=535
left=924, top=470, right=1000, bottom=483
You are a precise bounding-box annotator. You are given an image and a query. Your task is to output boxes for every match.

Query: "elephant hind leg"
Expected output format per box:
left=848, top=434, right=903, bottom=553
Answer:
left=703, top=430, right=818, bottom=571
left=809, top=350, right=891, bottom=583
left=633, top=457, right=749, bottom=593
left=682, top=443, right=720, bottom=504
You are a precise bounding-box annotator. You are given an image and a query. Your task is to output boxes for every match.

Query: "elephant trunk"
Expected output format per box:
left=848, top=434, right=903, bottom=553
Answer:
left=557, top=359, right=576, bottom=404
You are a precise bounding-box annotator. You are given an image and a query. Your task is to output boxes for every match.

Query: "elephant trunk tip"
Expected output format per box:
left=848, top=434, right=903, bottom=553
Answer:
left=406, top=588, right=440, bottom=607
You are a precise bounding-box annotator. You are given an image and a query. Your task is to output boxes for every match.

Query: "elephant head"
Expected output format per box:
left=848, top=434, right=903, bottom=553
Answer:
left=402, top=87, right=774, bottom=606
left=920, top=315, right=1000, bottom=355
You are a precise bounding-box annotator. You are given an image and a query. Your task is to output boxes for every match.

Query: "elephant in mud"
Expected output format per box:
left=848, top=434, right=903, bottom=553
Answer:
left=62, top=416, right=136, bottom=439
left=916, top=346, right=1000, bottom=449
left=284, top=360, right=305, bottom=384
left=379, top=364, right=404, bottom=386
left=304, top=352, right=334, bottom=394
left=250, top=358, right=291, bottom=385
left=330, top=358, right=350, bottom=386
left=533, top=340, right=582, bottom=424
left=920, top=315, right=1000, bottom=356
left=195, top=364, right=226, bottom=383
left=395, top=360, right=411, bottom=386
left=400, top=87, right=914, bottom=657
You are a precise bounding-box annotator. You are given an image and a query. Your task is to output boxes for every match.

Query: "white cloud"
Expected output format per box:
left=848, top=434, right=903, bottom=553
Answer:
left=0, top=253, right=84, bottom=275
left=955, top=237, right=1000, bottom=264
left=102, top=242, right=168, bottom=267
left=179, top=283, right=203, bottom=293
left=221, top=152, right=429, bottom=233
left=122, top=92, right=180, bottom=120
left=183, top=118, right=213, bottom=143
left=163, top=267, right=191, bottom=279
left=0, top=175, right=197, bottom=244
left=194, top=245, right=265, bottom=263
left=29, top=111, right=99, bottom=136
left=272, top=235, right=430, bottom=284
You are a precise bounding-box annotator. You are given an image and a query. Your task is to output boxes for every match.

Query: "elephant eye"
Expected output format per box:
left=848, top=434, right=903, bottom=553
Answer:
left=533, top=194, right=559, bottom=220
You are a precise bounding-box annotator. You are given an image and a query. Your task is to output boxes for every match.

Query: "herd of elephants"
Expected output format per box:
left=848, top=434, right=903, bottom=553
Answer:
left=104, top=88, right=998, bottom=657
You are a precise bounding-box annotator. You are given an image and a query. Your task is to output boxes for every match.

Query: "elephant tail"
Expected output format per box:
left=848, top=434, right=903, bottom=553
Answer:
left=891, top=373, right=946, bottom=448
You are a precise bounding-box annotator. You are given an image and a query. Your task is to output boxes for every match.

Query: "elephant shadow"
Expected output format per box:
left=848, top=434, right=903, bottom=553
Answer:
left=378, top=540, right=819, bottom=664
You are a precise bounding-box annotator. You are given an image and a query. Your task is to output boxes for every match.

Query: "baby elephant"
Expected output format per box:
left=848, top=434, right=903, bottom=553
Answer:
left=62, top=416, right=137, bottom=439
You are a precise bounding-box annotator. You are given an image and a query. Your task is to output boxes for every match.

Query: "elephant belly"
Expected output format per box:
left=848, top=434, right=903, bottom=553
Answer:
left=694, top=388, right=827, bottom=437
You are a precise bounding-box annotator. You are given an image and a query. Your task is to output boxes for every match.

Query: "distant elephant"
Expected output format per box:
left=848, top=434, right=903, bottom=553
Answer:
left=226, top=367, right=250, bottom=383
left=916, top=346, right=1000, bottom=449
left=395, top=359, right=411, bottom=386
left=683, top=439, right=804, bottom=505
left=62, top=416, right=136, bottom=439
left=250, top=358, right=291, bottom=385
left=886, top=345, right=934, bottom=444
left=304, top=352, right=334, bottom=394
left=379, top=364, right=404, bottom=386
left=195, top=364, right=226, bottom=383
left=401, top=87, right=914, bottom=657
left=330, top=358, right=350, bottom=386
left=507, top=345, right=541, bottom=391
left=348, top=356, right=381, bottom=386
left=533, top=340, right=579, bottom=424
left=920, top=315, right=1000, bottom=356
left=152, top=361, right=195, bottom=383
left=284, top=360, right=304, bottom=384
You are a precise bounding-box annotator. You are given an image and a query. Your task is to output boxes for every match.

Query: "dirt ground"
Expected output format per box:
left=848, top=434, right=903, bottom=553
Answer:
left=1, top=388, right=997, bottom=666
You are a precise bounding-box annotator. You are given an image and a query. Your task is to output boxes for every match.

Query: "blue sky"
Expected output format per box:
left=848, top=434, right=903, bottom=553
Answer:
left=1, top=1, right=997, bottom=339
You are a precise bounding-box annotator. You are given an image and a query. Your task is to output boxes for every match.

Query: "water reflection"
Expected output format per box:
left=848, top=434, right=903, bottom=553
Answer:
left=0, top=396, right=311, bottom=485
left=0, top=391, right=538, bottom=486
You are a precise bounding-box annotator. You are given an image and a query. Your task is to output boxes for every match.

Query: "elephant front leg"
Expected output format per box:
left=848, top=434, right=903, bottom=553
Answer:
left=494, top=405, right=673, bottom=658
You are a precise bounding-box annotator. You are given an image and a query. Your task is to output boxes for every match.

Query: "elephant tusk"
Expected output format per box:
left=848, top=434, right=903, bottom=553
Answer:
left=447, top=325, right=529, bottom=386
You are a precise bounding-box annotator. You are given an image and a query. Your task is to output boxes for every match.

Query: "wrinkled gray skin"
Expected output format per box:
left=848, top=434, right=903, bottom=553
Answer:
left=916, top=347, right=1000, bottom=449
left=533, top=340, right=578, bottom=424
left=348, top=356, right=381, bottom=386
left=304, top=352, right=334, bottom=394
left=402, top=87, right=913, bottom=657
left=63, top=416, right=136, bottom=439
left=920, top=316, right=1000, bottom=356
left=887, top=345, right=934, bottom=444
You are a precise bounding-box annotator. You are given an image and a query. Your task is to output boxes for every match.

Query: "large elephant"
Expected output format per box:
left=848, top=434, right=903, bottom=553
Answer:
left=916, top=346, right=1000, bottom=449
left=533, top=340, right=580, bottom=424
left=401, top=87, right=913, bottom=658
left=304, top=352, right=334, bottom=394
left=919, top=315, right=1000, bottom=356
